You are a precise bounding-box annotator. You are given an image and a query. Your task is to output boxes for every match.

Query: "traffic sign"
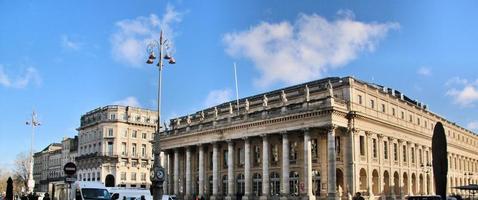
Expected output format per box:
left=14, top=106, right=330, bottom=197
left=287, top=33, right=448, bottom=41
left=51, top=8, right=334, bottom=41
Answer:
left=65, top=177, right=77, bottom=183
left=63, top=162, right=77, bottom=176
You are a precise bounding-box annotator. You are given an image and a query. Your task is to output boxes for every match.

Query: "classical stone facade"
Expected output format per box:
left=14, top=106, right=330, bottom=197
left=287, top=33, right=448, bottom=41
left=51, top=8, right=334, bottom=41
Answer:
left=33, top=136, right=78, bottom=195
left=159, top=77, right=478, bottom=200
left=76, top=105, right=157, bottom=188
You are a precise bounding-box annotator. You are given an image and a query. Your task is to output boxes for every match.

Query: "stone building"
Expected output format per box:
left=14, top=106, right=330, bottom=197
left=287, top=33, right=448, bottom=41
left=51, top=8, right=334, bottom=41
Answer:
left=76, top=105, right=157, bottom=188
left=33, top=143, right=62, bottom=193
left=159, top=77, right=478, bottom=200
left=33, top=136, right=78, bottom=197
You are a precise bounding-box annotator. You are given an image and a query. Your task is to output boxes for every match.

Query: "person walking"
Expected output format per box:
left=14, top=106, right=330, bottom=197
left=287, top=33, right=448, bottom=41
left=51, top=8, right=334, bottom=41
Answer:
left=42, top=193, right=50, bottom=200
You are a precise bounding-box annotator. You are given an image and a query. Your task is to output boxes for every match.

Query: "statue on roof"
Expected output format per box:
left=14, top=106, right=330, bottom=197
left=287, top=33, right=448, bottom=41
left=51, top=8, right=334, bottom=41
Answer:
left=326, top=80, right=333, bottom=97
left=281, top=90, right=288, bottom=104
left=175, top=118, right=181, bottom=126
left=305, top=85, right=310, bottom=102
left=229, top=103, right=234, bottom=114
left=245, top=99, right=250, bottom=111
left=186, top=115, right=191, bottom=125
left=263, top=94, right=268, bottom=107
left=214, top=107, right=218, bottom=118
left=200, top=111, right=205, bottom=121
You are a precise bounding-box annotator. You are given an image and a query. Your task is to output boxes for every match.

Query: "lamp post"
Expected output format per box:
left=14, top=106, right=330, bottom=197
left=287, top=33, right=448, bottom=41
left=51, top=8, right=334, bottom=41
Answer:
left=25, top=111, right=41, bottom=194
left=146, top=30, right=176, bottom=200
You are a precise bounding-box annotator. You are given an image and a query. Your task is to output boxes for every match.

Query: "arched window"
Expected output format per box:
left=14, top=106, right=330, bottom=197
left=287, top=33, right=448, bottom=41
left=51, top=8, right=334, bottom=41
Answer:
left=289, top=171, right=299, bottom=196
left=222, top=175, right=228, bottom=195
left=312, top=170, right=321, bottom=196
left=236, top=174, right=245, bottom=195
left=253, top=173, right=262, bottom=196
left=270, top=172, right=280, bottom=196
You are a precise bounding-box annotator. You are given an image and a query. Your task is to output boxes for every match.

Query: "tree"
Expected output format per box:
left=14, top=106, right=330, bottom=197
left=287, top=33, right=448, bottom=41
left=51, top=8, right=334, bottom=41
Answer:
left=13, top=152, right=30, bottom=193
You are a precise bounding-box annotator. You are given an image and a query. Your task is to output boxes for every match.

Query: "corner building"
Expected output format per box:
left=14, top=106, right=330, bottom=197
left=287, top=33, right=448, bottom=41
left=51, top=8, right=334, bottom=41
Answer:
left=76, top=105, right=157, bottom=188
left=160, top=77, right=478, bottom=200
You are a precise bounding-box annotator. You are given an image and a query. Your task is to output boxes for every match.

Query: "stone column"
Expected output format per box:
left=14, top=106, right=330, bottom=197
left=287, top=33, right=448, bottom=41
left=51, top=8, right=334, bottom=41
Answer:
left=327, top=125, right=337, bottom=200
left=211, top=142, right=219, bottom=200
left=407, top=142, right=412, bottom=195
left=345, top=129, right=356, bottom=197
left=163, top=152, right=169, bottom=194
left=174, top=149, right=179, bottom=195
left=244, top=137, right=252, bottom=200
left=198, top=144, right=205, bottom=197
left=226, top=140, right=235, bottom=200
left=185, top=147, right=192, bottom=199
left=261, top=135, right=270, bottom=200
left=168, top=152, right=174, bottom=194
left=303, top=129, right=315, bottom=200
left=281, top=132, right=290, bottom=200
left=366, top=132, right=373, bottom=198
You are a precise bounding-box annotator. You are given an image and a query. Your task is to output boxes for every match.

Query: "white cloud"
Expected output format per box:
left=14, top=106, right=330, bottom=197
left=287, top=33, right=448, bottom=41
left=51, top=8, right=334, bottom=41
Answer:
left=417, top=67, right=431, bottom=76
left=112, top=96, right=142, bottom=107
left=0, top=65, right=41, bottom=89
left=223, top=11, right=399, bottom=87
left=446, top=77, right=478, bottom=107
left=61, top=35, right=81, bottom=50
left=467, top=121, right=478, bottom=131
left=111, top=5, right=183, bottom=67
left=204, top=89, right=232, bottom=107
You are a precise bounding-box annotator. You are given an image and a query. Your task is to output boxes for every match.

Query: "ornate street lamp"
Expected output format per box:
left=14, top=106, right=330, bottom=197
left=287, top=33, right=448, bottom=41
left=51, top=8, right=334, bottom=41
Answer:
left=146, top=30, right=176, bottom=200
left=25, top=111, right=41, bottom=194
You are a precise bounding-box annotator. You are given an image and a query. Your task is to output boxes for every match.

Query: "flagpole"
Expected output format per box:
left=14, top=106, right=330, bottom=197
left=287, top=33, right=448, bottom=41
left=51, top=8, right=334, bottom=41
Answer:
left=234, top=62, right=240, bottom=114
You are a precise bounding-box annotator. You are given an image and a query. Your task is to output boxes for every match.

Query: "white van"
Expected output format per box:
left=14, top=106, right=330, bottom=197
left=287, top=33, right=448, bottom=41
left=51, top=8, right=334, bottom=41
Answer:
left=107, top=188, right=152, bottom=200
left=70, top=181, right=112, bottom=200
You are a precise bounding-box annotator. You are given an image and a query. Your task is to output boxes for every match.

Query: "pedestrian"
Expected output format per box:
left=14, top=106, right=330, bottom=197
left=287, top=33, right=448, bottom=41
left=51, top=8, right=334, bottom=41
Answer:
left=353, top=192, right=364, bottom=200
left=43, top=193, right=50, bottom=200
left=200, top=195, right=205, bottom=200
left=140, top=195, right=146, bottom=200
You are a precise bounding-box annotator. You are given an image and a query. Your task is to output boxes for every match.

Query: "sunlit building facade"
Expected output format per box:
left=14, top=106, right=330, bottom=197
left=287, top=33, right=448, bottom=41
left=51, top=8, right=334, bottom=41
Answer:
left=159, top=77, right=478, bottom=200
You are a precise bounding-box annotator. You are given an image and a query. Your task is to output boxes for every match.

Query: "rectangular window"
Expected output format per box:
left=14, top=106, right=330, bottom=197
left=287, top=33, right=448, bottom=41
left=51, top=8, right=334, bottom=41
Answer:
left=141, top=144, right=146, bottom=157
left=418, top=118, right=421, bottom=125
left=411, top=147, right=415, bottom=163
left=401, top=111, right=405, bottom=119
left=392, top=108, right=396, bottom=116
left=238, top=148, right=244, bottom=167
left=419, top=149, right=423, bottom=164
left=335, top=136, right=341, bottom=153
left=382, top=104, right=386, bottom=112
left=107, top=142, right=113, bottom=156
left=142, top=133, right=147, bottom=139
left=132, top=131, right=137, bottom=138
left=372, top=139, right=377, bottom=158
left=409, top=115, right=413, bottom=122
left=370, top=100, right=375, bottom=109
left=121, top=142, right=127, bottom=156
left=131, top=172, right=136, bottom=181
left=359, top=136, right=365, bottom=156
left=121, top=172, right=126, bottom=181
left=394, top=143, right=398, bottom=161
left=110, top=114, right=116, bottom=120
left=384, top=141, right=388, bottom=160
left=311, top=139, right=318, bottom=160
left=403, top=145, right=407, bottom=162
left=141, top=173, right=146, bottom=181
left=132, top=143, right=137, bottom=156
left=223, top=150, right=228, bottom=169
left=123, top=130, right=128, bottom=138
left=358, top=95, right=362, bottom=105
left=254, top=145, right=261, bottom=166
left=108, top=128, right=114, bottom=137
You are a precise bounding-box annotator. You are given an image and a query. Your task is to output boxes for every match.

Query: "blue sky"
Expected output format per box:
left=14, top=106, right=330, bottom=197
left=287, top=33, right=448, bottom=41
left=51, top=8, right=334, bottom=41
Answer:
left=1, top=0, right=478, bottom=169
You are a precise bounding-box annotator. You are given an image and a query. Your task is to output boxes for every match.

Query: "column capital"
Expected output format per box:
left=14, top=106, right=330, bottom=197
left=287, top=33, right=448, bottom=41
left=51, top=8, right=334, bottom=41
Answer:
left=365, top=131, right=374, bottom=136
left=302, top=127, right=310, bottom=133
left=326, top=123, right=338, bottom=131
left=377, top=133, right=384, bottom=139
left=226, top=139, right=233, bottom=144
